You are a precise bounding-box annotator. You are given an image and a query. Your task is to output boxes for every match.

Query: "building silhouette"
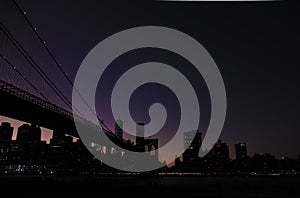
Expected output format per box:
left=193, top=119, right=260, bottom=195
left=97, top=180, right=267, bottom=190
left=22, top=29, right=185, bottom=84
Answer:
left=235, top=143, right=247, bottom=160
left=184, top=130, right=201, bottom=150
left=235, top=143, right=248, bottom=171
left=0, top=120, right=300, bottom=175
left=0, top=122, right=13, bottom=141
left=48, top=129, right=75, bottom=174
left=114, top=119, right=123, bottom=139
left=16, top=124, right=41, bottom=143
left=136, top=122, right=145, bottom=150
left=144, top=138, right=159, bottom=158
left=211, top=140, right=229, bottom=171
left=50, top=129, right=73, bottom=145
left=183, top=130, right=202, bottom=163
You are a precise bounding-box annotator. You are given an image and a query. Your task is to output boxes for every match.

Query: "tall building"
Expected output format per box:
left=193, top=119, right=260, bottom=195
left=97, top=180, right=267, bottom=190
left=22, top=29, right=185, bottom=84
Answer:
left=16, top=124, right=41, bottom=142
left=184, top=130, right=201, bottom=150
left=144, top=138, right=159, bottom=157
left=212, top=140, right=229, bottom=171
left=136, top=122, right=145, bottom=149
left=183, top=130, right=202, bottom=162
left=15, top=124, right=43, bottom=165
left=235, top=143, right=247, bottom=160
left=213, top=140, right=229, bottom=159
left=114, top=119, right=123, bottom=139
left=0, top=122, right=13, bottom=141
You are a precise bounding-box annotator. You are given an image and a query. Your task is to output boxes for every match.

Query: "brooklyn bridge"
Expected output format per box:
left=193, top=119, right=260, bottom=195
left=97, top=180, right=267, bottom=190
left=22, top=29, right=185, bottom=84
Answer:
left=0, top=0, right=160, bottom=173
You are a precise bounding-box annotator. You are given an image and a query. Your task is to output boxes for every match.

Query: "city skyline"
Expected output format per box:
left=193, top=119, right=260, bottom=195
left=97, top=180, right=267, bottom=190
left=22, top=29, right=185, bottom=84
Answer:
left=1, top=0, right=299, bottom=160
left=1, top=116, right=299, bottom=176
left=0, top=0, right=299, bottom=171
left=1, top=1, right=300, bottom=196
left=0, top=115, right=298, bottom=161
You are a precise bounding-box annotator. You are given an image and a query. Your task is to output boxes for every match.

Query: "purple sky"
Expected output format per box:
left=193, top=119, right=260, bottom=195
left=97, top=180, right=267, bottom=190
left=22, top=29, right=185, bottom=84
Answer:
left=0, top=1, right=299, bottom=159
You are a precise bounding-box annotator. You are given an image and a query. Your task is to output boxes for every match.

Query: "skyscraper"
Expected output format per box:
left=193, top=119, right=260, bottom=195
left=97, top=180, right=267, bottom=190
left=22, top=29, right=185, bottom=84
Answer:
left=114, top=119, right=123, bottom=139
left=235, top=143, right=247, bottom=160
left=0, top=122, right=13, bottom=141
left=17, top=124, right=41, bottom=142
left=183, top=130, right=202, bottom=162
left=136, top=123, right=145, bottom=148
left=212, top=140, right=229, bottom=171
left=184, top=130, right=201, bottom=150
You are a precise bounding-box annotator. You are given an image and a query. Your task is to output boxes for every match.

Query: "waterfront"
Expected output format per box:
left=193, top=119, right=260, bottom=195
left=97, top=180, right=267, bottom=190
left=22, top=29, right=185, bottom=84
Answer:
left=1, top=175, right=300, bottom=197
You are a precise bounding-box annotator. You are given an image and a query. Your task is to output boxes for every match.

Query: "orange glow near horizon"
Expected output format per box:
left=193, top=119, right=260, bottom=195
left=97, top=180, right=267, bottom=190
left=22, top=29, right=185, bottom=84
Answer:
left=0, top=115, right=53, bottom=143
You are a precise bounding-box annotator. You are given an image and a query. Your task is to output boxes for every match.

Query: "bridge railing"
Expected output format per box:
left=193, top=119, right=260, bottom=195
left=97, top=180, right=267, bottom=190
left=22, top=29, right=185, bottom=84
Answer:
left=0, top=79, right=72, bottom=118
left=0, top=80, right=114, bottom=138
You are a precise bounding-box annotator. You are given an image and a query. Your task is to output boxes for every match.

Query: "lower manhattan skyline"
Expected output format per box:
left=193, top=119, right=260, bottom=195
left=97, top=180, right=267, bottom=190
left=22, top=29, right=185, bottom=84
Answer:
left=0, top=0, right=300, bottom=196
left=1, top=0, right=299, bottom=161
left=0, top=114, right=298, bottom=161
left=0, top=115, right=299, bottom=174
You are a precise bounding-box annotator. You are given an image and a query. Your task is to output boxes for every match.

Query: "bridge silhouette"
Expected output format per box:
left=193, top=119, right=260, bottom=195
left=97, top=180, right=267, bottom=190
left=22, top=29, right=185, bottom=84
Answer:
left=0, top=79, right=85, bottom=136
left=0, top=1, right=162, bottom=169
left=0, top=0, right=108, bottom=136
left=0, top=0, right=158, bottom=159
left=0, top=1, right=166, bottom=175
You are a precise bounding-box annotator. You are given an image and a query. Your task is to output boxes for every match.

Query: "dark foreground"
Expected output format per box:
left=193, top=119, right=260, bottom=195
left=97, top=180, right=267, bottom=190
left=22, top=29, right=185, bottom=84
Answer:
left=1, top=175, right=300, bottom=197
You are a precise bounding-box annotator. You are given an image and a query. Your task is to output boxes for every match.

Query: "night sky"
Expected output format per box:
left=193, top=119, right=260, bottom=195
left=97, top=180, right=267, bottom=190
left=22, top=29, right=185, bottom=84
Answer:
left=0, top=0, right=299, bottom=159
